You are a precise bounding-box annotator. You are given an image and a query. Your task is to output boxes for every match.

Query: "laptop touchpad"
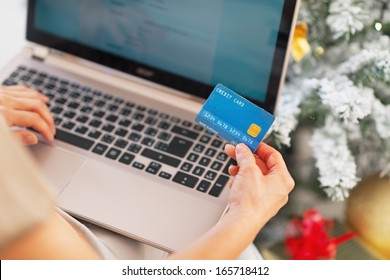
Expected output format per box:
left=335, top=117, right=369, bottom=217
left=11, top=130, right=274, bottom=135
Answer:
left=28, top=143, right=86, bottom=196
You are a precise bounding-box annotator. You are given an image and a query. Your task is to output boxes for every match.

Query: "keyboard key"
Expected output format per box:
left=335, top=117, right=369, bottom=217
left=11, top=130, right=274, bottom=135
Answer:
left=102, top=124, right=115, bottom=132
left=89, top=119, right=102, bottom=128
left=70, top=91, right=80, bottom=99
left=128, top=143, right=142, bottom=154
left=119, top=119, right=131, bottom=127
left=115, top=128, right=128, bottom=137
left=197, top=180, right=211, bottom=193
left=128, top=132, right=141, bottom=142
left=172, top=172, right=199, bottom=188
left=62, top=121, right=75, bottom=130
left=64, top=111, right=76, bottom=119
left=81, top=106, right=92, bottom=113
left=119, top=153, right=135, bottom=165
left=133, top=113, right=144, bottom=121
left=217, top=152, right=229, bottom=162
left=32, top=79, right=43, bottom=86
left=159, top=171, right=172, bottom=180
left=158, top=121, right=170, bottom=130
left=182, top=120, right=192, bottom=127
left=76, top=115, right=89, bottom=123
left=157, top=132, right=171, bottom=141
left=114, top=97, right=124, bottom=104
left=141, top=137, right=155, bottom=147
left=82, top=86, right=91, bottom=93
left=95, top=100, right=106, bottom=107
left=103, top=94, right=113, bottom=100
left=180, top=162, right=193, bottom=172
left=108, top=104, right=119, bottom=112
left=211, top=139, right=224, bottom=148
left=136, top=105, right=146, bottom=111
left=102, top=134, right=115, bottom=144
left=199, top=157, right=211, bottom=167
left=145, top=127, right=158, bottom=137
left=114, top=139, right=128, bottom=149
left=57, top=87, right=68, bottom=94
left=3, top=79, right=17, bottom=86
left=88, top=130, right=102, bottom=139
left=51, top=106, right=63, bottom=115
left=145, top=117, right=157, bottom=125
left=204, top=170, right=217, bottom=181
left=141, top=148, right=181, bottom=167
left=106, top=148, right=121, bottom=160
left=82, top=96, right=93, bottom=103
left=120, top=108, right=131, bottom=116
left=68, top=101, right=80, bottom=109
left=159, top=113, right=169, bottom=119
left=205, top=148, right=217, bottom=157
left=146, top=162, right=162, bottom=175
left=155, top=141, right=169, bottom=152
left=147, top=109, right=158, bottom=116
left=132, top=123, right=144, bottom=132
left=21, top=75, right=31, bottom=82
left=55, top=128, right=94, bottom=150
left=171, top=125, right=199, bottom=140
left=106, top=114, right=119, bottom=123
left=75, top=126, right=88, bottom=135
left=132, top=161, right=145, bottom=170
left=55, top=97, right=67, bottom=105
left=125, top=101, right=135, bottom=108
left=194, top=124, right=203, bottom=131
left=200, top=135, right=211, bottom=144
left=93, top=110, right=105, bottom=118
left=192, top=166, right=205, bottom=176
left=165, top=136, right=193, bottom=157
left=193, top=144, right=205, bottom=153
left=211, top=161, right=224, bottom=171
left=54, top=117, right=63, bottom=126
left=59, top=79, right=68, bottom=85
left=209, top=175, right=230, bottom=197
left=187, top=153, right=199, bottom=163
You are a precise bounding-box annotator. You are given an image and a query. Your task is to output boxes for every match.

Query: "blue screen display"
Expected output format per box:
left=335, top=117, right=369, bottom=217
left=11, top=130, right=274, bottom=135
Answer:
left=35, top=0, right=285, bottom=102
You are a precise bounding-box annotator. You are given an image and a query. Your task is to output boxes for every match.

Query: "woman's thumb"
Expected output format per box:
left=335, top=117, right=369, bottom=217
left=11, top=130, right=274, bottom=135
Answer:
left=235, top=143, right=255, bottom=168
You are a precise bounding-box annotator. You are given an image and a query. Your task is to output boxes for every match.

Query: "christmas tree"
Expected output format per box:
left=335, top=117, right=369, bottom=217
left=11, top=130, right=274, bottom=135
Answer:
left=270, top=0, right=390, bottom=201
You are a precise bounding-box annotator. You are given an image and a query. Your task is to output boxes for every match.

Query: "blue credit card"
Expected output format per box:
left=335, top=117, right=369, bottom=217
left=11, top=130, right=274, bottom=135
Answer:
left=195, top=84, right=275, bottom=152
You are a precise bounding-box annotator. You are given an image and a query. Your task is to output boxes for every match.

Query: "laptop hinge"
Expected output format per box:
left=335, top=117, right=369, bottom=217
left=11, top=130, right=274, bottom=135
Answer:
left=31, top=45, right=50, bottom=61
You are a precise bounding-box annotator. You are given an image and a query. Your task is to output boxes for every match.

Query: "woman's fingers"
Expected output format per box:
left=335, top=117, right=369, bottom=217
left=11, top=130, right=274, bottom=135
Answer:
left=0, top=94, right=55, bottom=134
left=0, top=86, right=55, bottom=143
left=255, top=142, right=289, bottom=173
left=12, top=130, right=39, bottom=145
left=0, top=86, right=49, bottom=102
left=225, top=143, right=269, bottom=175
left=1, top=107, right=54, bottom=142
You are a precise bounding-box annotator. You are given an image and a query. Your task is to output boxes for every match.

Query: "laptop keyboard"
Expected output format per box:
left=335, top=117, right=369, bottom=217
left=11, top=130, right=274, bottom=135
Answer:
left=2, top=66, right=234, bottom=197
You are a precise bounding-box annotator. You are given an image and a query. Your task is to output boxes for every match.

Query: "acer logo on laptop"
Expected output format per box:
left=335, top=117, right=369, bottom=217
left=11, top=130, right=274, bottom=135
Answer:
left=135, top=67, right=154, bottom=78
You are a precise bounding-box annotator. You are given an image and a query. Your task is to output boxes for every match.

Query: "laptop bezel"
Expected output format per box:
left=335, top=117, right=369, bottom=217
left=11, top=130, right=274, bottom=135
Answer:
left=26, top=0, right=298, bottom=114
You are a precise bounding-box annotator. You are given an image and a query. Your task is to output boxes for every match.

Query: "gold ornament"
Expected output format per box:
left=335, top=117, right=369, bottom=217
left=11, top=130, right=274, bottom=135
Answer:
left=315, top=46, right=325, bottom=57
left=291, top=23, right=311, bottom=62
left=346, top=174, right=390, bottom=259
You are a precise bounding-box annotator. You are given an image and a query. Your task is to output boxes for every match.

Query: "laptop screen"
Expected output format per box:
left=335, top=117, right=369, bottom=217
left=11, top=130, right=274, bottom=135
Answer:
left=27, top=0, right=298, bottom=113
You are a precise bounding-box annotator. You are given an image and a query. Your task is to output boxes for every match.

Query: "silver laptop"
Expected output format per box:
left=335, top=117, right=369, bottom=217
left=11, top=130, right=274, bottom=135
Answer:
left=0, top=0, right=299, bottom=252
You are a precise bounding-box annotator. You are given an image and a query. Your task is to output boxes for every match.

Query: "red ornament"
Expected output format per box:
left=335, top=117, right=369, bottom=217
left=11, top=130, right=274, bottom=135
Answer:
left=285, top=209, right=355, bottom=260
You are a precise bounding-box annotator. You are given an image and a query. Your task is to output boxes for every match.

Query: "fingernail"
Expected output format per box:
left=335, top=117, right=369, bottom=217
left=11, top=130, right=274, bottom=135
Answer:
left=236, top=143, right=246, bottom=153
left=25, top=135, right=38, bottom=145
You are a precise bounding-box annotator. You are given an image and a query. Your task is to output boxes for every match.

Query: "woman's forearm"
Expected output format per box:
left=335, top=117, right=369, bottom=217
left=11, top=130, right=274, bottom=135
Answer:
left=167, top=211, right=261, bottom=260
